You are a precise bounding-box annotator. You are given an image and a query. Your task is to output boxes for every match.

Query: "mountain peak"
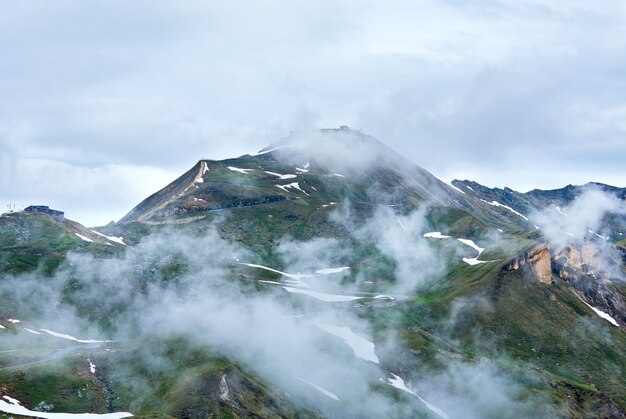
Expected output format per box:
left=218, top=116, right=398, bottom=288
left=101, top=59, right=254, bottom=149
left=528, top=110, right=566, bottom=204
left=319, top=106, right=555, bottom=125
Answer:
left=251, top=127, right=406, bottom=176
left=256, top=126, right=383, bottom=153
left=119, top=128, right=467, bottom=224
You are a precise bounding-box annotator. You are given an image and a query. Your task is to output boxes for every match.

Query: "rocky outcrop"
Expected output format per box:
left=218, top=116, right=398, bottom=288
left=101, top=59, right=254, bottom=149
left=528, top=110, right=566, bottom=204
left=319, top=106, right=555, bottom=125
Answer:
left=219, top=373, right=231, bottom=402
left=553, top=242, right=610, bottom=281
left=504, top=243, right=553, bottom=284
left=505, top=240, right=626, bottom=327
left=557, top=244, right=626, bottom=327
left=528, top=244, right=553, bottom=284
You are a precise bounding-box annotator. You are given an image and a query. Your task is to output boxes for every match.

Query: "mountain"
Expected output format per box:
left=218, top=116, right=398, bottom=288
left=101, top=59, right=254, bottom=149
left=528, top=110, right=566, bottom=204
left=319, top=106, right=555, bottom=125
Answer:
left=0, top=209, right=128, bottom=275
left=118, top=127, right=539, bottom=236
left=452, top=179, right=626, bottom=241
left=1, top=128, right=626, bottom=418
left=119, top=127, right=462, bottom=223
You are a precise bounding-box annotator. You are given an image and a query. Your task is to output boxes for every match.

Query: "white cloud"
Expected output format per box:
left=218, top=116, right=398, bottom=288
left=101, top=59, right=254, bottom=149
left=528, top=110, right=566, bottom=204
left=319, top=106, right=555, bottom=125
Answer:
left=0, top=157, right=177, bottom=226
left=532, top=187, right=626, bottom=248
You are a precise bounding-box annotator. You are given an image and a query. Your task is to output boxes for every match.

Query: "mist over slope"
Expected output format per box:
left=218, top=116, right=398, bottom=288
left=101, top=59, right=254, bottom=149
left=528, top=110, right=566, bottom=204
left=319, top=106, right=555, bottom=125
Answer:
left=1, top=128, right=625, bottom=418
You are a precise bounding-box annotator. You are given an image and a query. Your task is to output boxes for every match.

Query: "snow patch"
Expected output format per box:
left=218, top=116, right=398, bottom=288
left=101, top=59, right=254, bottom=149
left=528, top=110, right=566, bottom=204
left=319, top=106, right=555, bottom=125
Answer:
left=40, top=329, right=108, bottom=344
left=480, top=199, right=529, bottom=221
left=275, top=182, right=309, bottom=195
left=423, top=232, right=450, bottom=239
left=7, top=319, right=20, bottom=324
left=295, top=163, right=310, bottom=173
left=315, top=267, right=350, bottom=275
left=75, top=233, right=94, bottom=243
left=385, top=374, right=450, bottom=419
left=0, top=396, right=133, bottom=418
left=555, top=206, right=567, bottom=216
left=282, top=287, right=362, bottom=302
left=181, top=162, right=209, bottom=194
left=373, top=295, right=396, bottom=300
left=333, top=173, right=345, bottom=178
left=227, top=166, right=253, bottom=174
left=581, top=300, right=619, bottom=327
left=312, top=322, right=379, bottom=364
left=90, top=230, right=126, bottom=246
left=24, top=328, right=41, bottom=335
left=264, top=171, right=297, bottom=180
left=243, top=262, right=349, bottom=284
left=2, top=396, right=20, bottom=406
left=463, top=257, right=488, bottom=266
left=240, top=263, right=314, bottom=282
left=88, top=359, right=96, bottom=374
left=457, top=239, right=492, bottom=266
left=457, top=239, right=484, bottom=253
left=297, top=378, right=340, bottom=401
left=588, top=229, right=609, bottom=240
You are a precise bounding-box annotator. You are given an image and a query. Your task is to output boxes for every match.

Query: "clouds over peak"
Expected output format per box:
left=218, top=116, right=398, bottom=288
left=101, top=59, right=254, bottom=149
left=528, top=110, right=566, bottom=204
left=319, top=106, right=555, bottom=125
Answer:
left=1, top=1, right=625, bottom=224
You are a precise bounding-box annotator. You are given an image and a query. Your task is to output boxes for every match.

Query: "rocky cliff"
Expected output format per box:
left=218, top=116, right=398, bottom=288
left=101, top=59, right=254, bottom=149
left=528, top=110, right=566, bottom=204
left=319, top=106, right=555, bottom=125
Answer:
left=504, top=243, right=553, bottom=284
left=505, top=240, right=625, bottom=328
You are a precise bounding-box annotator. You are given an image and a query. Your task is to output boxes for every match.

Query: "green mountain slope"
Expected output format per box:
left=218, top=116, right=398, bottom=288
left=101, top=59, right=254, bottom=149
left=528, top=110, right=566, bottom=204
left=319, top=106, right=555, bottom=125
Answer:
left=118, top=128, right=534, bottom=233
left=1, top=128, right=625, bottom=418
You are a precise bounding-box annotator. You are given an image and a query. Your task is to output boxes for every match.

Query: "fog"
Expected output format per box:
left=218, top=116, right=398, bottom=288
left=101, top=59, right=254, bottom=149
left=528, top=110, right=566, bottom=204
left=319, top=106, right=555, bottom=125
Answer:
left=0, top=207, right=559, bottom=417
left=531, top=186, right=626, bottom=281
left=532, top=187, right=626, bottom=249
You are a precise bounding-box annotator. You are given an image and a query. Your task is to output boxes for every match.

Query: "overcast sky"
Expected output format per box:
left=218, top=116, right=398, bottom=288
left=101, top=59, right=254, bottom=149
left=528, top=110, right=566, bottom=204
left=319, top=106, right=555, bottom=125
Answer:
left=1, top=1, right=625, bottom=226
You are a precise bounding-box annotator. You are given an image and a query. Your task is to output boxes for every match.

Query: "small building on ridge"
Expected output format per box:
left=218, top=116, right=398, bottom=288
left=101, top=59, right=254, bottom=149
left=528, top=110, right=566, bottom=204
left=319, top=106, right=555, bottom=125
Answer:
left=24, top=205, right=65, bottom=218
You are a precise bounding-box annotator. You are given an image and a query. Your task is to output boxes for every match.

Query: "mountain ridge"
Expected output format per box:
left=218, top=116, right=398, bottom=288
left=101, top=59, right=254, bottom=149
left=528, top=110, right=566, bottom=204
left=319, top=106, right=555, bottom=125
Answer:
left=118, top=128, right=548, bottom=233
left=1, top=128, right=626, bottom=418
left=119, top=127, right=467, bottom=224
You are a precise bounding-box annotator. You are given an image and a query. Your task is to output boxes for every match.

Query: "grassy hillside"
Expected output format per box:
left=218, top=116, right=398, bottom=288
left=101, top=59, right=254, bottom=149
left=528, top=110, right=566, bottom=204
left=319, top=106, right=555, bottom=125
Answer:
left=1, top=133, right=625, bottom=417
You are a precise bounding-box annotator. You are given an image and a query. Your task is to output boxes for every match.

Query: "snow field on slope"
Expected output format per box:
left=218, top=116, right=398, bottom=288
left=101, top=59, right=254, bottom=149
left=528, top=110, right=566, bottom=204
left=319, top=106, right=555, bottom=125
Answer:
left=0, top=395, right=133, bottom=419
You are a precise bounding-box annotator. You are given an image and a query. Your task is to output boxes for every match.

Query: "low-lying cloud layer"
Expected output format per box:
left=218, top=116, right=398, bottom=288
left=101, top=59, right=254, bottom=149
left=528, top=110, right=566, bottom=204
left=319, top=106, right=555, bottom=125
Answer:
left=0, top=208, right=558, bottom=417
left=532, top=187, right=626, bottom=248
